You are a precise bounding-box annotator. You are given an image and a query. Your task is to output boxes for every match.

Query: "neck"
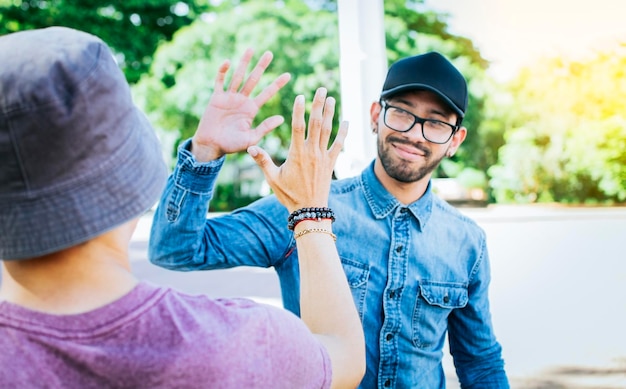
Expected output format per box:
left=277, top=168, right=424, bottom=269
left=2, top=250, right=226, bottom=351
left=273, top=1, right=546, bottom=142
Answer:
left=373, top=160, right=430, bottom=205
left=0, top=220, right=138, bottom=314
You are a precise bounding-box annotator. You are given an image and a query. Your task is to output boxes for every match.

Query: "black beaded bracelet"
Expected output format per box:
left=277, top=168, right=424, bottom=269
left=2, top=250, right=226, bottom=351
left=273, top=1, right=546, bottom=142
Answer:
left=287, top=207, right=335, bottom=230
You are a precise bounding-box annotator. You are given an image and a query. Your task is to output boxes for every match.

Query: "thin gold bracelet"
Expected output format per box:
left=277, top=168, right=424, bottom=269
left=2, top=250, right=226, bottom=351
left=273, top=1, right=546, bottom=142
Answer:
left=294, top=228, right=337, bottom=242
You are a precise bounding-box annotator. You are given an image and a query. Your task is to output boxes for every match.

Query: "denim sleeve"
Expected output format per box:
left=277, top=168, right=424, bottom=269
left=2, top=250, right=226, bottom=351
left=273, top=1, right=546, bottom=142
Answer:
left=447, top=237, right=510, bottom=388
left=148, top=139, right=294, bottom=271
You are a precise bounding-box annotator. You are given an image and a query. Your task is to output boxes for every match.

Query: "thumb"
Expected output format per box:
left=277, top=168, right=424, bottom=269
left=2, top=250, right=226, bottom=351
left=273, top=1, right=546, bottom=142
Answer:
left=247, top=145, right=277, bottom=176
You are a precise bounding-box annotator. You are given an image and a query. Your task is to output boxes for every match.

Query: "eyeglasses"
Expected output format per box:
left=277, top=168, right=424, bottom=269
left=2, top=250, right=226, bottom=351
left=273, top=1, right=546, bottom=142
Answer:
left=380, top=100, right=458, bottom=144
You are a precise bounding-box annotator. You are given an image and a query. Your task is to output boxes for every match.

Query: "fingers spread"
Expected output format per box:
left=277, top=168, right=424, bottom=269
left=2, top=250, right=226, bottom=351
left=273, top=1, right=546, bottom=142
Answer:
left=290, top=95, right=306, bottom=150
left=247, top=145, right=278, bottom=179
left=306, top=87, right=327, bottom=146
left=320, top=96, right=335, bottom=150
left=228, top=48, right=254, bottom=93
left=254, top=72, right=291, bottom=107
left=214, top=59, right=231, bottom=91
left=328, top=120, right=349, bottom=160
left=254, top=115, right=285, bottom=141
left=240, top=51, right=273, bottom=97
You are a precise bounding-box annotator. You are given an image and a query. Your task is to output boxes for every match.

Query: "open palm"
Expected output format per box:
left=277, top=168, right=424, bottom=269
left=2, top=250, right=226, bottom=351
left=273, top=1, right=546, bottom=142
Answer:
left=191, top=49, right=291, bottom=162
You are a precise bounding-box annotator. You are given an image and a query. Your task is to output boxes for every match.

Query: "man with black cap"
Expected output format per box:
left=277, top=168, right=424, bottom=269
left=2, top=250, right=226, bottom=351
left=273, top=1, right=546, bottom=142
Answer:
left=0, top=27, right=366, bottom=388
left=150, top=52, right=509, bottom=388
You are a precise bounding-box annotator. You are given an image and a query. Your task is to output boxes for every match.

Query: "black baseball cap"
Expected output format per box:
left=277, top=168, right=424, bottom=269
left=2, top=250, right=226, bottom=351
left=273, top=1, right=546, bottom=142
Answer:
left=380, top=52, right=468, bottom=119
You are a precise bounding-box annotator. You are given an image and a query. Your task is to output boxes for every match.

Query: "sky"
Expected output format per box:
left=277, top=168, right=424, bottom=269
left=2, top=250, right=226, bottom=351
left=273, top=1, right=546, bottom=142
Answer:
left=424, top=0, right=626, bottom=81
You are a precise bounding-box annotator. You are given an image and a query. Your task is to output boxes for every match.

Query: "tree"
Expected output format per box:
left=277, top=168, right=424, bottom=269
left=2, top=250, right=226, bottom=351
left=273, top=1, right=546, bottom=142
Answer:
left=489, top=43, right=626, bottom=204
left=134, top=0, right=341, bottom=154
left=0, top=0, right=209, bottom=83
left=133, top=0, right=492, bottom=210
left=383, top=0, right=500, bottom=200
left=133, top=1, right=344, bottom=210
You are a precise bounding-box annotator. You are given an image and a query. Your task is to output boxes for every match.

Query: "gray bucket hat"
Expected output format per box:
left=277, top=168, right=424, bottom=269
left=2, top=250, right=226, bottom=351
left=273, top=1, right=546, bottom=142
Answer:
left=0, top=27, right=168, bottom=260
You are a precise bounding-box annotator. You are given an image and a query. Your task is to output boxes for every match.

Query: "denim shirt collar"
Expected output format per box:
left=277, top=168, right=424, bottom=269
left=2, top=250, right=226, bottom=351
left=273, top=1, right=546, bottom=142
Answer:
left=360, top=161, right=434, bottom=230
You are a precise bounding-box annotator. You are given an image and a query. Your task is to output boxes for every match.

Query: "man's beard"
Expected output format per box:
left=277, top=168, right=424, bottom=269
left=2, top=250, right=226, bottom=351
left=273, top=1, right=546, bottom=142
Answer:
left=377, top=133, right=445, bottom=183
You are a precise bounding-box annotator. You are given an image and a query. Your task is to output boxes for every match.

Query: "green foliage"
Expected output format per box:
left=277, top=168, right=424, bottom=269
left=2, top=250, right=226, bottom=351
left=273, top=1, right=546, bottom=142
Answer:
left=489, top=44, right=626, bottom=204
left=3, top=0, right=507, bottom=209
left=133, top=0, right=494, bottom=210
left=7, top=0, right=623, bottom=207
left=0, top=0, right=209, bottom=83
left=385, top=0, right=504, bottom=191
left=134, top=0, right=342, bottom=165
left=383, top=0, right=500, bottom=186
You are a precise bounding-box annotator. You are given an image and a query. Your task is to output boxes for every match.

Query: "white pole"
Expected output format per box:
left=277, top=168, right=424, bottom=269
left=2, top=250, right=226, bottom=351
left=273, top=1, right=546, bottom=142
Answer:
left=335, top=0, right=387, bottom=178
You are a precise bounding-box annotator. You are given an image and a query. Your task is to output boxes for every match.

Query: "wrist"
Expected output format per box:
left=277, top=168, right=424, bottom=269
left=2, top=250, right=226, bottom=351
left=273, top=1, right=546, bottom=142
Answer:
left=293, top=219, right=336, bottom=241
left=293, top=219, right=333, bottom=233
left=190, top=138, right=223, bottom=162
left=287, top=207, right=335, bottom=231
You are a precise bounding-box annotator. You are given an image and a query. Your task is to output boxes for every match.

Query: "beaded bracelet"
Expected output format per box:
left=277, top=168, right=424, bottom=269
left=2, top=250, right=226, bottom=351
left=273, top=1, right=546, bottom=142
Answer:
left=287, top=207, right=335, bottom=230
left=294, top=228, right=337, bottom=241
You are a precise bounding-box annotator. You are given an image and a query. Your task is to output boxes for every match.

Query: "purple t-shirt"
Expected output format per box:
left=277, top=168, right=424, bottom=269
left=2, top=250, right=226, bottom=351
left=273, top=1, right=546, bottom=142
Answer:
left=0, top=282, right=331, bottom=388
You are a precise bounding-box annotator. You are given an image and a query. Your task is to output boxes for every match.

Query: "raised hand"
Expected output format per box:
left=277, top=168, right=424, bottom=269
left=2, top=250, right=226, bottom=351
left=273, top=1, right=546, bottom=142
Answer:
left=247, top=87, right=349, bottom=213
left=191, top=49, right=291, bottom=162
left=249, top=88, right=365, bottom=388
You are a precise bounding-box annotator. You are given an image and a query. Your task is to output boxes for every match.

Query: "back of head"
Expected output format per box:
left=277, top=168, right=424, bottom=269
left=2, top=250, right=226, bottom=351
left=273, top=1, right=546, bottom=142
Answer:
left=0, top=27, right=168, bottom=260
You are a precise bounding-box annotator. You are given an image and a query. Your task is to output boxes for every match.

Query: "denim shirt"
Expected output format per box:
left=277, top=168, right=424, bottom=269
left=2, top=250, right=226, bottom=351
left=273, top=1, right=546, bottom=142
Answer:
left=150, top=140, right=509, bottom=389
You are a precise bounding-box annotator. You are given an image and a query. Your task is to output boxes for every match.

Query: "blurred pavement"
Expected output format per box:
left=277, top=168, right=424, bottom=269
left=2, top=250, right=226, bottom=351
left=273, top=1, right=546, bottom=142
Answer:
left=65, top=205, right=626, bottom=388
left=2, top=204, right=622, bottom=386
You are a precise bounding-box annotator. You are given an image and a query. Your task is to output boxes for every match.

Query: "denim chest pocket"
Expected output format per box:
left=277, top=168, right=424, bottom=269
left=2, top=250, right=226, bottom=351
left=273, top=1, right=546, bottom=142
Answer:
left=340, top=258, right=370, bottom=322
left=412, top=281, right=468, bottom=349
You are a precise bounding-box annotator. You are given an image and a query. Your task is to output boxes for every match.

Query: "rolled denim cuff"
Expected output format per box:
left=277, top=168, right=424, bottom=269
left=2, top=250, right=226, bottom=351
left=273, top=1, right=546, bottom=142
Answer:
left=174, top=138, right=226, bottom=194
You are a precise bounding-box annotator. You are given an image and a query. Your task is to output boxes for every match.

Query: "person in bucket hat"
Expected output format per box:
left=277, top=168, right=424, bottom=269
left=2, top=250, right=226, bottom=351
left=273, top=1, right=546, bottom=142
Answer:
left=0, top=27, right=365, bottom=388
left=150, top=51, right=509, bottom=388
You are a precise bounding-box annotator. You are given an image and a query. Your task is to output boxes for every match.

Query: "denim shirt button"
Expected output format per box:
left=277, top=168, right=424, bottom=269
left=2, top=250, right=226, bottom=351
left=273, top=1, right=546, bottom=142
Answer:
left=399, top=207, right=407, bottom=213
left=384, top=378, right=391, bottom=387
left=385, top=333, right=393, bottom=341
left=389, top=290, right=396, bottom=299
left=395, top=245, right=403, bottom=253
left=443, top=295, right=450, bottom=303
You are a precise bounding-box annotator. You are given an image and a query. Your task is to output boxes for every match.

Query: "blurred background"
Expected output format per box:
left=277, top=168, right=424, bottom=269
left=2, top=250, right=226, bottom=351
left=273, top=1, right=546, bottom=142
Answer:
left=2, top=1, right=625, bottom=387
left=2, top=0, right=624, bottom=209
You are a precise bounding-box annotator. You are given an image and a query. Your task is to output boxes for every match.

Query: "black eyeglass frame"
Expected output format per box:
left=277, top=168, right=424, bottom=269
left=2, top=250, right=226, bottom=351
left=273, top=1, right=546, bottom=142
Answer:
left=379, top=100, right=459, bottom=144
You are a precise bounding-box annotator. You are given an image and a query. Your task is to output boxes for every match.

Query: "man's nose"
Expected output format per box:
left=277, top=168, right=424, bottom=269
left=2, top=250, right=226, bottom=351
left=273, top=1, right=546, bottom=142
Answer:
left=404, top=122, right=427, bottom=142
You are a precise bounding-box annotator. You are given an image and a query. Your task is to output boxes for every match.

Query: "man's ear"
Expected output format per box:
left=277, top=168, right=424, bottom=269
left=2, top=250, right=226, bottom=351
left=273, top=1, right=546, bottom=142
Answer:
left=448, top=126, right=467, bottom=155
left=370, top=101, right=382, bottom=132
